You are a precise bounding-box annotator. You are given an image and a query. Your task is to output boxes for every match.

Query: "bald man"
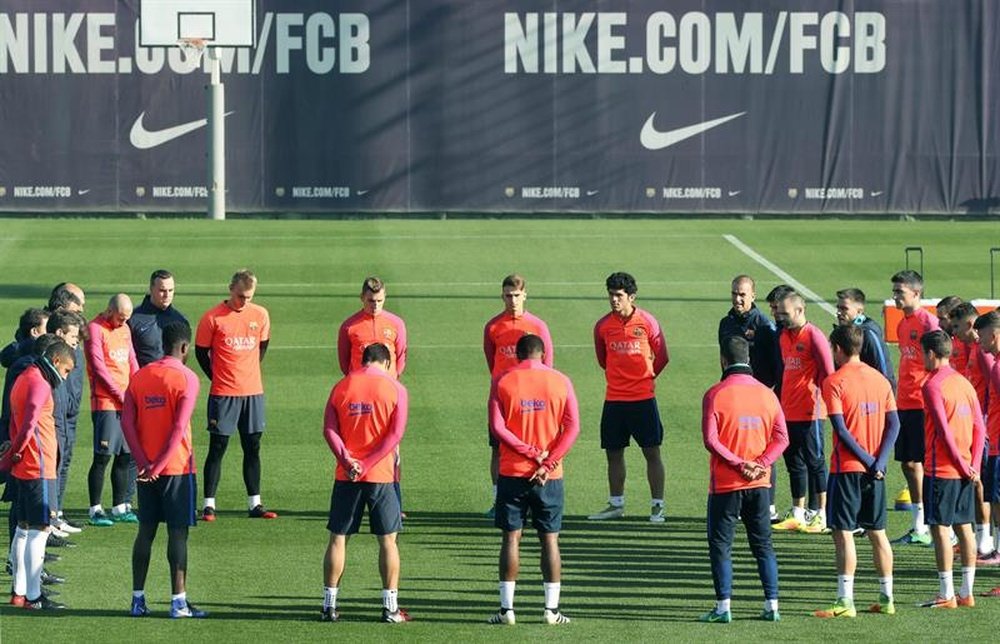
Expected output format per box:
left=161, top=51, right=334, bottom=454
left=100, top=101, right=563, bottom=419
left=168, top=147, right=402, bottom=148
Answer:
left=84, top=294, right=139, bottom=526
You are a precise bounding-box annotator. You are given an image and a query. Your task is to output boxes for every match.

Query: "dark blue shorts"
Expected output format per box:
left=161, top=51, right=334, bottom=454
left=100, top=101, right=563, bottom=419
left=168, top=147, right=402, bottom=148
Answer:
left=207, top=394, right=266, bottom=436
left=924, top=476, right=975, bottom=526
left=894, top=409, right=924, bottom=463
left=983, top=455, right=1000, bottom=504
left=137, top=474, right=197, bottom=528
left=92, top=410, right=129, bottom=456
left=600, top=398, right=663, bottom=449
left=327, top=481, right=401, bottom=536
left=495, top=475, right=564, bottom=533
left=826, top=472, right=887, bottom=531
left=14, top=477, right=56, bottom=527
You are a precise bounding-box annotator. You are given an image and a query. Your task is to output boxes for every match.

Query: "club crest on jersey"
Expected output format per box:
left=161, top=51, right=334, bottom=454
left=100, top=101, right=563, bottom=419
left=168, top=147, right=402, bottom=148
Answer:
left=383, top=328, right=395, bottom=339
left=632, top=327, right=645, bottom=337
left=796, top=343, right=805, bottom=352
left=249, top=321, right=259, bottom=330
left=910, top=330, right=918, bottom=340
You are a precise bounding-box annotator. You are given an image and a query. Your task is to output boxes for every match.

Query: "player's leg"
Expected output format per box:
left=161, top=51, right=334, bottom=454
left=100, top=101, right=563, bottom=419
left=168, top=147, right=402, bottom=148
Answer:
left=240, top=396, right=275, bottom=518
left=814, top=473, right=856, bottom=616
left=805, top=420, right=828, bottom=515
left=921, top=475, right=958, bottom=606
left=894, top=411, right=928, bottom=542
left=768, top=468, right=779, bottom=522
left=22, top=479, right=60, bottom=609
left=742, top=488, right=780, bottom=621
left=635, top=399, right=666, bottom=522
left=131, top=521, right=157, bottom=609
left=369, top=482, right=407, bottom=622
left=702, top=490, right=738, bottom=622
left=87, top=411, right=114, bottom=525
left=322, top=480, right=365, bottom=621
left=56, top=409, right=79, bottom=529
left=491, top=476, right=526, bottom=624
left=531, top=478, right=567, bottom=624
left=110, top=452, right=136, bottom=522
left=775, top=422, right=807, bottom=530
left=589, top=401, right=627, bottom=519
left=202, top=432, right=228, bottom=518
left=953, top=478, right=977, bottom=604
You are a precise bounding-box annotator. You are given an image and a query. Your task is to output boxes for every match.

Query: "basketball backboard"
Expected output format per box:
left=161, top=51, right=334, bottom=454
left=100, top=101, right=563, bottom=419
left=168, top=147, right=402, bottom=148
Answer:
left=139, top=0, right=257, bottom=47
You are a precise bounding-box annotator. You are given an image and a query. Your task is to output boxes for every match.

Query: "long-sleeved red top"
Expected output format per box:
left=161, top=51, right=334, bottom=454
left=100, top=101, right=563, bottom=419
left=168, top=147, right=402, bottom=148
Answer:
left=121, top=357, right=200, bottom=476
left=483, top=311, right=553, bottom=378
left=489, top=359, right=579, bottom=479
left=822, top=361, right=897, bottom=474
left=324, top=365, right=408, bottom=483
left=985, top=357, right=1000, bottom=457
left=779, top=322, right=834, bottom=421
left=896, top=308, right=939, bottom=410
left=338, top=310, right=407, bottom=379
left=702, top=372, right=789, bottom=494
left=9, top=364, right=57, bottom=480
left=923, top=365, right=986, bottom=479
left=86, top=315, right=139, bottom=411
left=594, top=307, right=668, bottom=401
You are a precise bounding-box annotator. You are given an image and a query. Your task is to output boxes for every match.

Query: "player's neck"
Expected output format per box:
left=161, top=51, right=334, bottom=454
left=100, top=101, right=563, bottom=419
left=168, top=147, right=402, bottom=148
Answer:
left=615, top=305, right=635, bottom=319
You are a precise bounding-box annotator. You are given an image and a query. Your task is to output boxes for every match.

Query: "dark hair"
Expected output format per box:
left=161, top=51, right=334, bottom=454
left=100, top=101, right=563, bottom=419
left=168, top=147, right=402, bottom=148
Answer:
left=361, top=276, right=385, bottom=295
left=150, top=269, right=174, bottom=285
left=721, top=336, right=750, bottom=365
left=891, top=270, right=923, bottom=292
left=361, top=343, right=391, bottom=366
left=31, top=334, right=61, bottom=357
left=45, top=285, right=82, bottom=312
left=606, top=272, right=637, bottom=295
left=46, top=310, right=81, bottom=335
left=836, top=288, right=866, bottom=305
left=515, top=334, right=545, bottom=360
left=17, top=308, right=49, bottom=339
left=162, top=321, right=192, bottom=354
left=43, top=339, right=75, bottom=365
left=920, top=330, right=952, bottom=358
left=765, top=284, right=794, bottom=303
left=830, top=325, right=863, bottom=357
left=936, top=295, right=963, bottom=315
left=948, top=301, right=978, bottom=321
left=974, top=310, right=1000, bottom=331
left=502, top=274, right=525, bottom=290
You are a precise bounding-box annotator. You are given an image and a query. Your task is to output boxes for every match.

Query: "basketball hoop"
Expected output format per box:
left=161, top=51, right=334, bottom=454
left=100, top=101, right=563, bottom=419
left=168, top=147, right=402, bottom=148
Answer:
left=177, top=37, right=210, bottom=64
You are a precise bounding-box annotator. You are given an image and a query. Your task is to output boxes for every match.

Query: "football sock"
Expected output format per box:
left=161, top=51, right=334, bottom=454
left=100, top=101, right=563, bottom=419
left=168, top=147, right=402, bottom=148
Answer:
left=913, top=503, right=927, bottom=534
left=172, top=592, right=186, bottom=603
left=769, top=504, right=777, bottom=516
left=976, top=524, right=991, bottom=554
left=133, top=590, right=145, bottom=599
left=323, top=586, right=338, bottom=610
left=879, top=576, right=893, bottom=599
left=248, top=494, right=261, bottom=510
left=792, top=506, right=806, bottom=522
left=382, top=588, right=398, bottom=612
left=939, top=571, right=954, bottom=599
left=716, top=598, right=731, bottom=614
left=499, top=581, right=516, bottom=610
left=12, top=527, right=27, bottom=596
left=543, top=582, right=561, bottom=610
left=959, top=567, right=975, bottom=598
left=89, top=504, right=104, bottom=517
left=651, top=498, right=664, bottom=508
left=764, top=598, right=778, bottom=612
left=492, top=485, right=497, bottom=501
left=837, top=575, right=854, bottom=601
left=24, top=529, right=47, bottom=600
left=113, top=503, right=128, bottom=515
left=203, top=497, right=216, bottom=510
left=609, top=495, right=624, bottom=508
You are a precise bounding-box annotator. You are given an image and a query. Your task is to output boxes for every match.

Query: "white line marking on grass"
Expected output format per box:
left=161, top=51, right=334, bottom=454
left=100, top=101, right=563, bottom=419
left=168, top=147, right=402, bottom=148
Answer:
left=722, top=234, right=837, bottom=318
left=0, top=233, right=720, bottom=243
left=83, top=280, right=728, bottom=290
left=272, top=343, right=718, bottom=351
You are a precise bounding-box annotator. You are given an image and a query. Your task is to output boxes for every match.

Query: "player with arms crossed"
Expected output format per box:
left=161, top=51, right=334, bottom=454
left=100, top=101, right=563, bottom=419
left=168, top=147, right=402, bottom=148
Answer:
left=322, top=343, right=410, bottom=623
left=700, top=336, right=788, bottom=623
left=488, top=334, right=579, bottom=625
left=122, top=321, right=205, bottom=619
left=813, top=326, right=899, bottom=618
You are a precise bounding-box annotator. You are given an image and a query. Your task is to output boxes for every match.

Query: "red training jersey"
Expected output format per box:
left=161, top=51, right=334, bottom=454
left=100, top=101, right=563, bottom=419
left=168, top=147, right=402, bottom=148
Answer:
left=196, top=301, right=270, bottom=396
left=702, top=372, right=789, bottom=494
left=896, top=308, right=939, bottom=410
left=779, top=323, right=834, bottom=421
left=324, top=366, right=408, bottom=483
left=338, top=310, right=407, bottom=379
left=594, top=307, right=668, bottom=401
left=86, top=315, right=139, bottom=411
left=9, top=365, right=57, bottom=480
left=961, top=344, right=992, bottom=412
left=822, top=361, right=897, bottom=474
left=986, top=357, right=1000, bottom=457
left=122, top=357, right=200, bottom=476
left=483, top=311, right=553, bottom=378
left=923, top=366, right=986, bottom=479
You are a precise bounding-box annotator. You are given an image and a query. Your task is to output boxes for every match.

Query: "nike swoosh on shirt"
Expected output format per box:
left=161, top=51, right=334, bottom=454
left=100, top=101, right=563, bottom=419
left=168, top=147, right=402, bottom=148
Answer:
left=129, top=111, right=235, bottom=150
left=640, top=112, right=746, bottom=150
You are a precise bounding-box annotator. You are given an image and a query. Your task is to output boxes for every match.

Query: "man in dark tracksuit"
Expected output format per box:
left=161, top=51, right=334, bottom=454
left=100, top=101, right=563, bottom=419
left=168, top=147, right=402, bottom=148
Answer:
left=835, top=288, right=896, bottom=391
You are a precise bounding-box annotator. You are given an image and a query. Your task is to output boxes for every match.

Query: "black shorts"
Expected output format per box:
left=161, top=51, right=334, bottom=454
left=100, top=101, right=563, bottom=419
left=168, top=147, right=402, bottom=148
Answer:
left=600, top=398, right=663, bottom=450
left=826, top=472, right=887, bottom=531
left=207, top=394, right=266, bottom=436
left=982, top=455, right=1000, bottom=504
left=92, top=410, right=129, bottom=456
left=14, top=477, right=56, bottom=526
left=327, top=481, right=401, bottom=536
left=137, top=474, right=197, bottom=528
left=495, top=475, right=564, bottom=533
left=894, top=409, right=924, bottom=463
left=924, top=476, right=975, bottom=526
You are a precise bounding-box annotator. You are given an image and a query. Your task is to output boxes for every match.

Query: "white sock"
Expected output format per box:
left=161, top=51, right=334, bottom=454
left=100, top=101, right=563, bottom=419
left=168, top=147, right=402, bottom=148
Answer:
left=382, top=588, right=398, bottom=612
left=609, top=495, right=624, bottom=508
left=837, top=575, right=854, bottom=601
left=764, top=598, right=778, bottom=612
left=499, top=581, right=516, bottom=610
left=879, top=576, right=893, bottom=599
left=492, top=485, right=497, bottom=501
left=716, top=598, right=731, bottom=613
left=203, top=497, right=216, bottom=510
left=543, top=582, right=561, bottom=610
left=89, top=504, right=103, bottom=517
left=792, top=506, right=806, bottom=522
left=939, top=571, right=954, bottom=599
left=959, top=566, right=975, bottom=598
left=12, top=527, right=27, bottom=596
left=995, top=526, right=1000, bottom=551
left=113, top=503, right=127, bottom=515
left=651, top=498, right=664, bottom=508
left=24, top=529, right=47, bottom=600
left=133, top=590, right=145, bottom=599
left=913, top=503, right=927, bottom=534
left=769, top=504, right=777, bottom=516
left=323, top=586, right=338, bottom=610
left=248, top=494, right=261, bottom=510
left=977, top=524, right=992, bottom=554
left=171, top=592, right=186, bottom=603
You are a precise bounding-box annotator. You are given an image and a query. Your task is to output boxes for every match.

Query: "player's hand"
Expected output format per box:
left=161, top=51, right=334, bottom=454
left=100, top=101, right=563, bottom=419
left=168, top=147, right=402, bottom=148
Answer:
left=348, top=459, right=364, bottom=481
left=740, top=462, right=763, bottom=481
left=534, top=450, right=549, bottom=466
left=530, top=467, right=548, bottom=486
left=968, top=468, right=979, bottom=483
left=873, top=470, right=885, bottom=480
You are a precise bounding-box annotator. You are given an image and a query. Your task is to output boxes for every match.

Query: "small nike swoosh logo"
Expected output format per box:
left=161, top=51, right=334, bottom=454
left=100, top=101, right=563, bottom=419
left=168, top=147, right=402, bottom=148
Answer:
left=77, top=189, right=91, bottom=195
left=870, top=190, right=884, bottom=197
left=130, top=111, right=234, bottom=150
left=640, top=112, right=746, bottom=150
left=728, top=190, right=741, bottom=197
left=586, top=190, right=599, bottom=196
left=356, top=190, right=369, bottom=196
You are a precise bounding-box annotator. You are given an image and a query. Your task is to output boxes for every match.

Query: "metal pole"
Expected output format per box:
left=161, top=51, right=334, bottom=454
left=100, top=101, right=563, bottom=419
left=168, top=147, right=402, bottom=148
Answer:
left=208, top=48, right=225, bottom=221
left=991, top=247, right=1000, bottom=299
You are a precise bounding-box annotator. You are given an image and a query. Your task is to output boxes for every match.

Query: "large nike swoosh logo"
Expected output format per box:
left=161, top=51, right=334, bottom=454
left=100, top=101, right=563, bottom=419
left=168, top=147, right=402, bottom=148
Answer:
left=640, top=112, right=746, bottom=150
left=129, top=111, right=234, bottom=150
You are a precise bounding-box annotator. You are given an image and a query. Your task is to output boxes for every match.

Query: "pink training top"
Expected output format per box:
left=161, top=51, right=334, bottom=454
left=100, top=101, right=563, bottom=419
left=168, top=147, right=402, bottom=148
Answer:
left=594, top=307, right=669, bottom=401
left=779, top=322, right=835, bottom=421
left=922, top=366, right=986, bottom=479
left=86, top=315, right=139, bottom=411
left=483, top=311, right=554, bottom=378
left=338, top=310, right=408, bottom=379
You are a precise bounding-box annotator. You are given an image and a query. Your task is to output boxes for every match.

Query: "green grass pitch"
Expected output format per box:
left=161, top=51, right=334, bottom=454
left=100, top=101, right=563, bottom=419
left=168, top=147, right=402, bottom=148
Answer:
left=0, top=218, right=998, bottom=641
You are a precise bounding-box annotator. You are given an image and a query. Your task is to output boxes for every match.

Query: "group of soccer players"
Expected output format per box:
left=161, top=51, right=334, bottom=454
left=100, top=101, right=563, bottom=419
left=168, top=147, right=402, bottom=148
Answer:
left=2, top=265, right=999, bottom=625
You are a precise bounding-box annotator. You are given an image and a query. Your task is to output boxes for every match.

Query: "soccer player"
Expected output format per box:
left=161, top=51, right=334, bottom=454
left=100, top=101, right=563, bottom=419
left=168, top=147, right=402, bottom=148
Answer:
left=196, top=269, right=275, bottom=520
left=46, top=310, right=86, bottom=535
left=834, top=288, right=896, bottom=390
left=890, top=270, right=940, bottom=545
left=813, top=326, right=899, bottom=618
left=7, top=340, right=75, bottom=610
left=483, top=274, right=554, bottom=517
left=975, top=311, right=1000, bottom=595
left=85, top=294, right=140, bottom=526
left=0, top=308, right=49, bottom=368
left=589, top=272, right=669, bottom=522
left=771, top=290, right=835, bottom=533
left=129, top=269, right=189, bottom=368
left=700, top=336, right=788, bottom=624
left=918, top=330, right=985, bottom=608
left=488, top=334, right=579, bottom=625
left=321, top=343, right=409, bottom=623
left=338, top=276, right=408, bottom=378
left=121, top=321, right=205, bottom=619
